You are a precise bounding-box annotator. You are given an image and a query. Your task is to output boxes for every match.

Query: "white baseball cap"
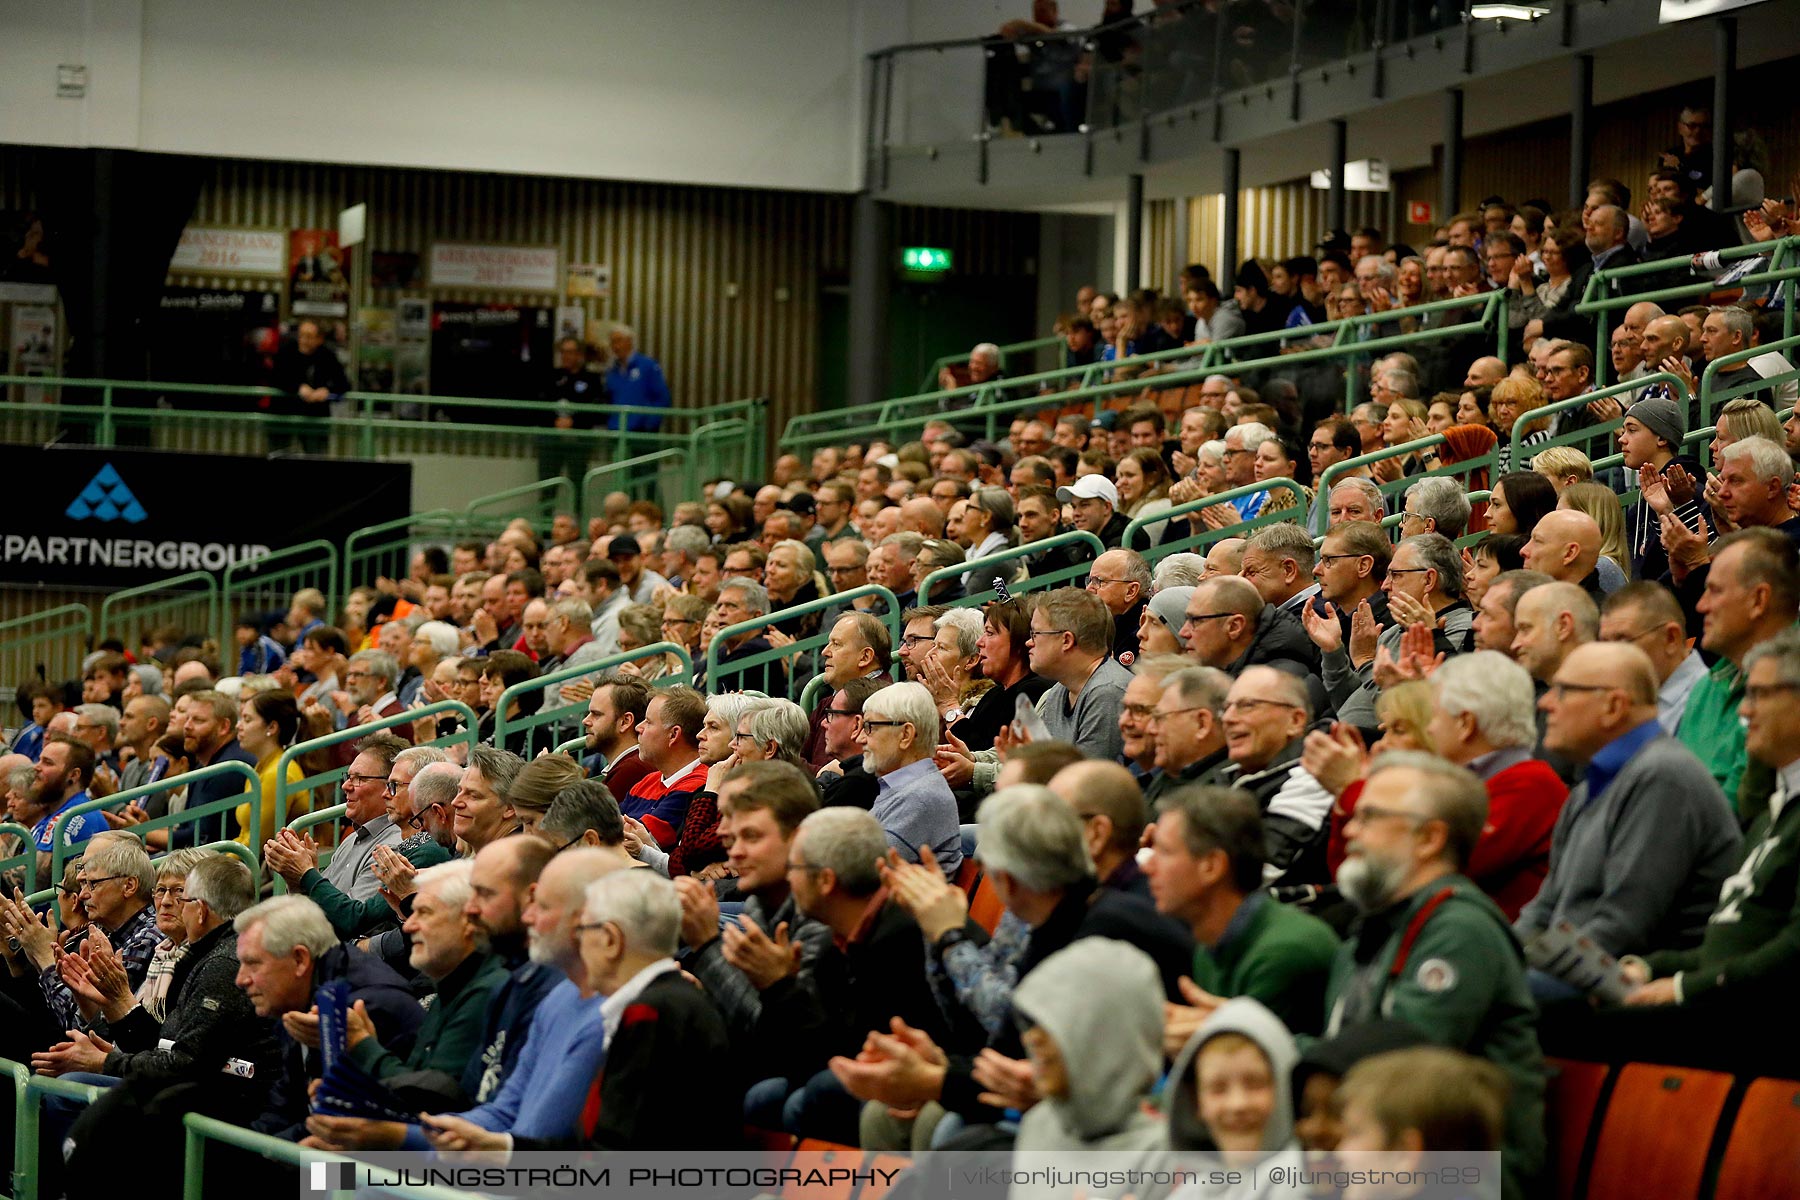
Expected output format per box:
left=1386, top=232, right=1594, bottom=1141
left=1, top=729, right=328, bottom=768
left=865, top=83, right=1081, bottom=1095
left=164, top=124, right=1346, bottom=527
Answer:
left=1056, top=476, right=1118, bottom=507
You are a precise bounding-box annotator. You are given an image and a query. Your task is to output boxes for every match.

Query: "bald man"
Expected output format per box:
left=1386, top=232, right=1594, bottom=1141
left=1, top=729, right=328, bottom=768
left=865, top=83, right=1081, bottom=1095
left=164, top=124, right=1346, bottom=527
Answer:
left=1510, top=582, right=1598, bottom=687
left=1521, top=510, right=1607, bottom=597
left=1200, top=538, right=1246, bottom=580
left=897, top=497, right=946, bottom=539
left=1520, top=641, right=1740, bottom=997
left=1464, top=356, right=1507, bottom=390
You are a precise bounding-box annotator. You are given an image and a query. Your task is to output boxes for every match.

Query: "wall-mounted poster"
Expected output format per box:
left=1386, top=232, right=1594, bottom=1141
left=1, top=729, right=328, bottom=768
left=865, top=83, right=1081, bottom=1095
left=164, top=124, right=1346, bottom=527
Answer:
left=290, top=229, right=351, bottom=318
left=429, top=302, right=553, bottom=416
left=169, top=227, right=286, bottom=277
left=149, top=288, right=281, bottom=386
left=429, top=243, right=559, bottom=292
left=566, top=263, right=610, bottom=298
left=0, top=211, right=53, bottom=286
left=8, top=304, right=56, bottom=403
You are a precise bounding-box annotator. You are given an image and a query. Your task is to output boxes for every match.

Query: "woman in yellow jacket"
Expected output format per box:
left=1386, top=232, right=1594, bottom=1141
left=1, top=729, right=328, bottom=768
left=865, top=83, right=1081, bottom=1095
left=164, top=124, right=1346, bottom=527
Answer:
left=234, top=689, right=312, bottom=846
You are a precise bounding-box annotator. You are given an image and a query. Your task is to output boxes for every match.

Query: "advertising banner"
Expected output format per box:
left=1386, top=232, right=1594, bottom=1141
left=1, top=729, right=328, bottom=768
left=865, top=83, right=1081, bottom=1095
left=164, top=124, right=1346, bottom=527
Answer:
left=290, top=229, right=352, bottom=318
left=0, top=446, right=410, bottom=586
left=430, top=243, right=560, bottom=292
left=169, top=227, right=287, bottom=277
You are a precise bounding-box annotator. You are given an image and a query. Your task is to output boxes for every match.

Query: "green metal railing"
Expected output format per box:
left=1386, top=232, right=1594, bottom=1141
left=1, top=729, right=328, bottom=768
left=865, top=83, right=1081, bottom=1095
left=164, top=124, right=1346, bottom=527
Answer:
left=0, top=604, right=92, bottom=690
left=1128, top=478, right=1312, bottom=564
left=493, top=642, right=695, bottom=757
left=582, top=450, right=689, bottom=524
left=181, top=1113, right=478, bottom=1200
left=219, top=539, right=338, bottom=659
left=1699, top=333, right=1800, bottom=425
left=688, top=417, right=756, bottom=488
left=918, top=530, right=1105, bottom=613
left=1576, top=236, right=1800, bottom=387
left=920, top=334, right=1064, bottom=393
left=97, top=571, right=219, bottom=650
left=705, top=584, right=902, bottom=701
left=271, top=701, right=477, bottom=884
left=0, top=822, right=36, bottom=893
left=462, top=478, right=578, bottom=538
left=49, top=759, right=263, bottom=889
left=343, top=509, right=467, bottom=588
left=780, top=291, right=1505, bottom=453
left=5, top=1064, right=104, bottom=1200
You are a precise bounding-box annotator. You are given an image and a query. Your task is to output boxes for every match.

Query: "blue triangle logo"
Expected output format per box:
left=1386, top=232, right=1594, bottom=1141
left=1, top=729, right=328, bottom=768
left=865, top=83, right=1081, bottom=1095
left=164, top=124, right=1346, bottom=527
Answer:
left=66, top=464, right=146, bottom=524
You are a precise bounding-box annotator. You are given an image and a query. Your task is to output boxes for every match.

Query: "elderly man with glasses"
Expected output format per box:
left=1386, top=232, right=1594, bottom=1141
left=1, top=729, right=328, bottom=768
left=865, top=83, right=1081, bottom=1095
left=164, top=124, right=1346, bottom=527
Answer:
left=1215, top=667, right=1335, bottom=888
left=861, top=682, right=961, bottom=879
left=1519, top=641, right=1741, bottom=1003
left=263, top=733, right=407, bottom=912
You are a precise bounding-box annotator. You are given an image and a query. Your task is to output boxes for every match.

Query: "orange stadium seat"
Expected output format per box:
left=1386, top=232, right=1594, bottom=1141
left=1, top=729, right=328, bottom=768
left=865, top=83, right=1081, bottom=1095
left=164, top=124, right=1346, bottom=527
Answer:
left=1583, top=1063, right=1732, bottom=1200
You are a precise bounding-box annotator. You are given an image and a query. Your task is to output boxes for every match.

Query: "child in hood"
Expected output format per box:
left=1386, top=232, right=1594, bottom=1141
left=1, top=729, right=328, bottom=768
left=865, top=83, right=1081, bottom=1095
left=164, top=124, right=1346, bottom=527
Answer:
left=1164, top=997, right=1303, bottom=1200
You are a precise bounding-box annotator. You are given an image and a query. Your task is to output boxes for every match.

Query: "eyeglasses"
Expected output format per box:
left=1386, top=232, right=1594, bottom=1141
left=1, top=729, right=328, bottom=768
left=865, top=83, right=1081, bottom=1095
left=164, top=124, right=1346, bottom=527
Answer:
left=861, top=719, right=911, bottom=731
left=900, top=634, right=935, bottom=648
left=1121, top=703, right=1158, bottom=719
left=405, top=802, right=442, bottom=832
left=1026, top=627, right=1072, bottom=641
left=821, top=707, right=858, bottom=719
left=384, top=778, right=401, bottom=796
left=75, top=874, right=129, bottom=893
left=1221, top=448, right=1251, bottom=458
left=1351, top=802, right=1433, bottom=827
left=1386, top=567, right=1434, bottom=576
left=1545, top=681, right=1616, bottom=699
left=1318, top=553, right=1368, bottom=563
left=151, top=885, right=185, bottom=901
left=1222, top=698, right=1301, bottom=716
left=344, top=772, right=391, bottom=788
left=1085, top=577, right=1132, bottom=588
left=1744, top=682, right=1800, bottom=705
left=1151, top=705, right=1209, bottom=722
left=1182, top=612, right=1234, bottom=624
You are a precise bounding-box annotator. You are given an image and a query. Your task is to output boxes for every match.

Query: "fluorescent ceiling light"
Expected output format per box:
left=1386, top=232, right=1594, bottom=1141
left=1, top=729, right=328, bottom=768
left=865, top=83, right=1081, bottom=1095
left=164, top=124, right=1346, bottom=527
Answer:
left=1469, top=3, right=1550, bottom=17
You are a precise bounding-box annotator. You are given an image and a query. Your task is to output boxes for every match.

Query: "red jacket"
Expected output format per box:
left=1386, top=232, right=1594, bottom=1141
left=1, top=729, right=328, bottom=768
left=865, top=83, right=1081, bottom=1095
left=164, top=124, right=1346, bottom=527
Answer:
left=1327, top=757, right=1565, bottom=921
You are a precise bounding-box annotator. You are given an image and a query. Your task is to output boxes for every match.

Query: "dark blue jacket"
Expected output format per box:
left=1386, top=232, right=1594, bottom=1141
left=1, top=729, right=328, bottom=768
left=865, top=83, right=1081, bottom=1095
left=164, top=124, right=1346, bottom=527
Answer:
left=461, top=954, right=563, bottom=1105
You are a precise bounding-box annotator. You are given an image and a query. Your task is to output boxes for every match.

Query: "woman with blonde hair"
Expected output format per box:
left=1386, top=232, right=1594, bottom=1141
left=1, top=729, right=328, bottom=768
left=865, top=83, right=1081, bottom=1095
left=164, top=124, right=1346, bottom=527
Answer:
left=1559, top=482, right=1630, bottom=593
left=1712, top=395, right=1783, bottom=462
left=1489, top=374, right=1553, bottom=473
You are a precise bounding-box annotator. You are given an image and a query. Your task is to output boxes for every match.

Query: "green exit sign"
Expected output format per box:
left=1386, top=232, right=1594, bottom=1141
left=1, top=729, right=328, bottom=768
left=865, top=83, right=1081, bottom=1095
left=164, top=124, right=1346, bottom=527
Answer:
left=900, top=246, right=953, bottom=273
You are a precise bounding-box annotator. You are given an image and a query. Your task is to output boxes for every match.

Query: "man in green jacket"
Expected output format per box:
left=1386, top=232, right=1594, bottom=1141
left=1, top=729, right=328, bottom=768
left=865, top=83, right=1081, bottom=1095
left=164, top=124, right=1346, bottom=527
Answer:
left=1146, top=783, right=1339, bottom=1040
left=1324, top=752, right=1544, bottom=1200
left=341, top=859, right=505, bottom=1093
left=1605, top=627, right=1800, bottom=1076
left=1676, top=522, right=1800, bottom=810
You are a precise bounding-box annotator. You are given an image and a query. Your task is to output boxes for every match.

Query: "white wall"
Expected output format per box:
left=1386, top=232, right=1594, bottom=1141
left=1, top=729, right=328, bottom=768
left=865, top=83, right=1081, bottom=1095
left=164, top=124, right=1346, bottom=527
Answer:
left=1, top=0, right=868, bottom=193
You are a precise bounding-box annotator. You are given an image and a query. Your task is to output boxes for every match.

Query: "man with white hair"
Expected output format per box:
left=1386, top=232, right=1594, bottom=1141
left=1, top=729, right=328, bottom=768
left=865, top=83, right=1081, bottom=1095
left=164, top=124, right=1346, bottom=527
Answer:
left=1086, top=549, right=1152, bottom=663
left=537, top=597, right=608, bottom=706
left=1400, top=476, right=1472, bottom=541
left=602, top=325, right=670, bottom=434
left=1223, top=422, right=1276, bottom=519
left=1326, top=477, right=1386, bottom=527
left=1422, top=652, right=1568, bottom=920
left=707, top=577, right=781, bottom=695
left=235, top=896, right=423, bottom=1140
left=1240, top=523, right=1321, bottom=617
left=405, top=621, right=461, bottom=707
left=1152, top=553, right=1206, bottom=591
left=424, top=870, right=737, bottom=1150
left=340, top=860, right=508, bottom=1092
left=862, top=682, right=961, bottom=878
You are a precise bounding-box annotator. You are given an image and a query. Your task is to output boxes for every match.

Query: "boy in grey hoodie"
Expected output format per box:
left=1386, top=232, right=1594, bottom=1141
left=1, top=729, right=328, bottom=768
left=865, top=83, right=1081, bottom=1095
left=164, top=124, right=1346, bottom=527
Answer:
left=1163, top=997, right=1304, bottom=1200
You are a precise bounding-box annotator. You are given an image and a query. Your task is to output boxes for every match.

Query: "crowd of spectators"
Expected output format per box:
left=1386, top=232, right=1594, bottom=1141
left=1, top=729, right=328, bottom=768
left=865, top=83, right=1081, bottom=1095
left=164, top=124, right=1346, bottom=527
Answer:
left=2, top=115, right=1797, bottom=1197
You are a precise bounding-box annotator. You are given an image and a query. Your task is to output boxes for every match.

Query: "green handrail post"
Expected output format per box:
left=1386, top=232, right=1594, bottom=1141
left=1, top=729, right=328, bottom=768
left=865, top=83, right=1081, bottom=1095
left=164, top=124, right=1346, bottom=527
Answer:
left=556, top=735, right=588, bottom=756
left=0, top=603, right=93, bottom=688
left=1131, top=478, right=1312, bottom=564
left=705, top=584, right=901, bottom=701
left=1698, top=333, right=1800, bottom=426
left=97, top=384, right=114, bottom=446
left=51, top=760, right=264, bottom=887
left=688, top=418, right=752, bottom=486
left=1510, top=373, right=1691, bottom=458
left=180, top=1113, right=479, bottom=1200
left=14, top=1074, right=102, bottom=1200
left=98, top=570, right=220, bottom=649
left=220, top=539, right=339, bottom=658
left=344, top=509, right=463, bottom=587
left=272, top=701, right=477, bottom=880
left=918, top=530, right=1106, bottom=612
left=4, top=1055, right=30, bottom=1200
left=919, top=334, right=1063, bottom=393
left=582, top=450, right=688, bottom=525
left=493, top=642, right=695, bottom=756
left=463, top=478, right=578, bottom=537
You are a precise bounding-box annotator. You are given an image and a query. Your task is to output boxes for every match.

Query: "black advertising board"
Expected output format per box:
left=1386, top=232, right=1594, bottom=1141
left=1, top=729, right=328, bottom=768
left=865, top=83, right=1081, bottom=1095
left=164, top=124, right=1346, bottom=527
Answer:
left=0, top=446, right=411, bottom=587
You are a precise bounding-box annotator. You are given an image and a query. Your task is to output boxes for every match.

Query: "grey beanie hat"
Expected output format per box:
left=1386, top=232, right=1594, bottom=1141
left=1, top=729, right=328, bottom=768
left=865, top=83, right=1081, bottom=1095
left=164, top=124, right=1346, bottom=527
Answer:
left=1149, top=586, right=1196, bottom=637
left=1626, top=393, right=1685, bottom=451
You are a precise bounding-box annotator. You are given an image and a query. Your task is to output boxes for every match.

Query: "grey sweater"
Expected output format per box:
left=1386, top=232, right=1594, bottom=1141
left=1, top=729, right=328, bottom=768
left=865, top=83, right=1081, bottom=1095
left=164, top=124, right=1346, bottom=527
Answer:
left=1515, top=732, right=1742, bottom=957
left=1036, top=657, right=1132, bottom=762
left=1322, top=602, right=1474, bottom=731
